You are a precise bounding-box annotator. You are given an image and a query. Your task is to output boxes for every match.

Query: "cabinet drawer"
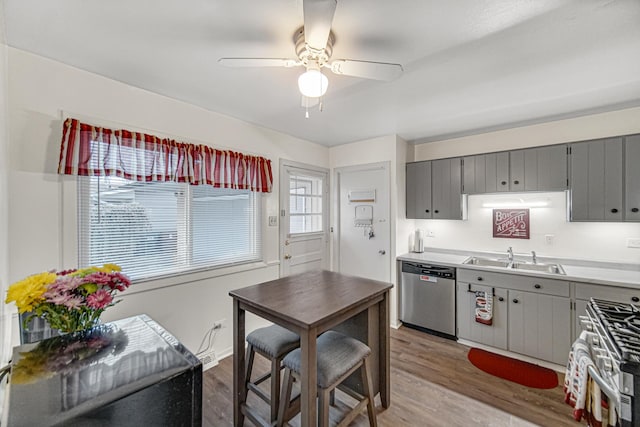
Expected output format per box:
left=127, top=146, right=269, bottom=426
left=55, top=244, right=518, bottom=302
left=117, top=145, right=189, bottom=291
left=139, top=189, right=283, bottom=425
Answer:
left=574, top=282, right=640, bottom=304
left=457, top=268, right=569, bottom=297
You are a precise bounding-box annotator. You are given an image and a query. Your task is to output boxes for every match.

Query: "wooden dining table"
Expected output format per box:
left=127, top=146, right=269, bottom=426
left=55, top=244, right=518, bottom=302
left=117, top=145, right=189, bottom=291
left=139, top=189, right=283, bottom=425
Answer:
left=229, top=269, right=393, bottom=427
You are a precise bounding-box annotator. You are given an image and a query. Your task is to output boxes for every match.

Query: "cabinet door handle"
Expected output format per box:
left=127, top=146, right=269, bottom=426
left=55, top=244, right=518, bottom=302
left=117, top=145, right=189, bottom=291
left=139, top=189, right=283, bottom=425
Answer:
left=534, top=284, right=541, bottom=289
left=632, top=208, right=639, bottom=213
left=425, top=209, right=430, bottom=213
left=501, top=181, right=507, bottom=185
left=512, top=298, right=519, bottom=304
left=498, top=297, right=504, bottom=302
left=611, top=208, right=619, bottom=213
left=632, top=296, right=639, bottom=303
left=477, top=277, right=483, bottom=282
left=513, top=180, right=520, bottom=185
left=434, top=210, right=439, bottom=214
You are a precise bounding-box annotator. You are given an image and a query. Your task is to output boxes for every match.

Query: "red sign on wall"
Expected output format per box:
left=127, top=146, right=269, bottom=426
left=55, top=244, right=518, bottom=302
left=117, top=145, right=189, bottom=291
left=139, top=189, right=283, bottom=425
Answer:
left=493, top=209, right=530, bottom=239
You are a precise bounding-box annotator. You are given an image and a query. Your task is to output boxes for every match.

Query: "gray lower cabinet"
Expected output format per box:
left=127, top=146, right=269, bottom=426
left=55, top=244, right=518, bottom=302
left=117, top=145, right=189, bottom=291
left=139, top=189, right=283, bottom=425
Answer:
left=456, top=268, right=571, bottom=365
left=508, top=290, right=571, bottom=365
left=463, top=145, right=567, bottom=194
left=406, top=158, right=462, bottom=220
left=570, top=134, right=640, bottom=222
left=456, top=282, right=508, bottom=350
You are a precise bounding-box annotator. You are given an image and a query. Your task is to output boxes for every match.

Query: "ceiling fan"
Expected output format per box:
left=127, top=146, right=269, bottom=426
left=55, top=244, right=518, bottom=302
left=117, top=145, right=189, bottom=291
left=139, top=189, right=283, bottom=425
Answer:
left=218, top=0, right=403, bottom=114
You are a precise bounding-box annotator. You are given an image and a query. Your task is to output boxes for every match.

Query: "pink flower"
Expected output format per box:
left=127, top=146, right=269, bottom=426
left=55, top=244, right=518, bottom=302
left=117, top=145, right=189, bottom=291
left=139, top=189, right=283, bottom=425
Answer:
left=48, top=276, right=83, bottom=293
left=83, top=272, right=113, bottom=286
left=63, top=296, right=84, bottom=309
left=86, top=289, right=113, bottom=309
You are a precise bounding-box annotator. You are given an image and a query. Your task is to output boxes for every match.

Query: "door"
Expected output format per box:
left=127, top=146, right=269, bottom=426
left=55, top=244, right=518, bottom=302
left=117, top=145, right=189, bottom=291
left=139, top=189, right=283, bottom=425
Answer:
left=335, top=162, right=390, bottom=283
left=280, top=161, right=329, bottom=277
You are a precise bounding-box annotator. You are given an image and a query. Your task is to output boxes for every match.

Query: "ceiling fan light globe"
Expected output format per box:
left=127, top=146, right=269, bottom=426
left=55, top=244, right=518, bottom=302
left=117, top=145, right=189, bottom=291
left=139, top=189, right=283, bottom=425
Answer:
left=298, top=69, right=328, bottom=98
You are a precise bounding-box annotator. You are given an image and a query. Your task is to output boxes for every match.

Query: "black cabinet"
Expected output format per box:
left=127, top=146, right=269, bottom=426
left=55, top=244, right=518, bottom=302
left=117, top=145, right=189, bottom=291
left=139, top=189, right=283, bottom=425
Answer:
left=4, top=315, right=202, bottom=426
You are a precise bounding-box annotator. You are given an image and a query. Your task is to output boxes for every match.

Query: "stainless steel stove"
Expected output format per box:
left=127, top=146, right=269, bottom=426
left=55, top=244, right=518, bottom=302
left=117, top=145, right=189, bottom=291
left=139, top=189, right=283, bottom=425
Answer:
left=581, top=298, right=640, bottom=426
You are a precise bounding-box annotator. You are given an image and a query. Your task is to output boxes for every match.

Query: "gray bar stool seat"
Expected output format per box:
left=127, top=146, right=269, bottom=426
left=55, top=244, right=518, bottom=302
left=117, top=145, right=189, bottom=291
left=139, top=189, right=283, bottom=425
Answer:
left=243, top=324, right=300, bottom=426
left=277, top=331, right=377, bottom=427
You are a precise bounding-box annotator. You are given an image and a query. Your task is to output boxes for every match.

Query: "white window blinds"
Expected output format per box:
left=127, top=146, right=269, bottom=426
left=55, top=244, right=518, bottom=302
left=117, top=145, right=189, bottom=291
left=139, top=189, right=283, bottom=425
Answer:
left=78, top=176, right=261, bottom=281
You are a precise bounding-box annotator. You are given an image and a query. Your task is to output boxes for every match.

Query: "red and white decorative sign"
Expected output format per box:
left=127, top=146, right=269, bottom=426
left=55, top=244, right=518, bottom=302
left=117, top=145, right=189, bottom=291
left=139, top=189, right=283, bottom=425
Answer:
left=493, top=209, right=530, bottom=239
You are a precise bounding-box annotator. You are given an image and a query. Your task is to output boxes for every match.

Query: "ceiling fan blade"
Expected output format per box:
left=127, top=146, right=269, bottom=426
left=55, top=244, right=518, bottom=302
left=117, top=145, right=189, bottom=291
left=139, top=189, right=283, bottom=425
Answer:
left=303, top=0, right=337, bottom=50
left=328, top=59, right=403, bottom=81
left=218, top=58, right=300, bottom=68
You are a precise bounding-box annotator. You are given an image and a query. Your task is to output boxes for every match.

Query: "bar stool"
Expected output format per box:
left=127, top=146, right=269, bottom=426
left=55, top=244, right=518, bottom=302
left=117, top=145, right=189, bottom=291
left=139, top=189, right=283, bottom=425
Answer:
left=243, top=324, right=300, bottom=426
left=277, top=331, right=377, bottom=427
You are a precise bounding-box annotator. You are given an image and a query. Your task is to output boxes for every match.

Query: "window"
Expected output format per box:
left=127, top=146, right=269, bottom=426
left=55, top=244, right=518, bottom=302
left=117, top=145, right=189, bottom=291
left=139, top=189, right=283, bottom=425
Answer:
left=78, top=176, right=261, bottom=281
left=289, top=173, right=323, bottom=234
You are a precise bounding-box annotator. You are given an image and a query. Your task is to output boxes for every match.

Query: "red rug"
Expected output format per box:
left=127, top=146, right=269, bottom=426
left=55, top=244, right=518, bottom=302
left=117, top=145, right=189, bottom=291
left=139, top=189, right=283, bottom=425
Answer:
left=467, top=348, right=558, bottom=389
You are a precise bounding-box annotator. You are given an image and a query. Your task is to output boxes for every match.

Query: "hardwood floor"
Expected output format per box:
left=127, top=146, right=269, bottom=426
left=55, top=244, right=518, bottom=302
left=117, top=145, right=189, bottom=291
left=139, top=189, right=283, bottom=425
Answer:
left=203, top=326, right=582, bottom=426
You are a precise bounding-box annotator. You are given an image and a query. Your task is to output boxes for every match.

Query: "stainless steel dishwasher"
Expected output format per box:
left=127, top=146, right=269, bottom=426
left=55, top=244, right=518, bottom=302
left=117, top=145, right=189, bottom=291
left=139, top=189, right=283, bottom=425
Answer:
left=400, top=261, right=456, bottom=339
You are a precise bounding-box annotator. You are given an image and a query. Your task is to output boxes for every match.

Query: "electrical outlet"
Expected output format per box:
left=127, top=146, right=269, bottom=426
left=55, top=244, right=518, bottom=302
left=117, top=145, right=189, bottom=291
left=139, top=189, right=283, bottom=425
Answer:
left=213, top=318, right=227, bottom=330
left=545, top=234, right=555, bottom=245
left=426, top=230, right=435, bottom=238
left=198, top=349, right=218, bottom=371
left=627, top=238, right=640, bottom=248
left=268, top=216, right=278, bottom=226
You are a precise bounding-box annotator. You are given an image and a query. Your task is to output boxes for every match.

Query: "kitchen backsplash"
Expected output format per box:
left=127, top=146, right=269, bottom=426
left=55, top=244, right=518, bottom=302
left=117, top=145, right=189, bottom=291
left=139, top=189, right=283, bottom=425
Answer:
left=413, top=191, right=640, bottom=264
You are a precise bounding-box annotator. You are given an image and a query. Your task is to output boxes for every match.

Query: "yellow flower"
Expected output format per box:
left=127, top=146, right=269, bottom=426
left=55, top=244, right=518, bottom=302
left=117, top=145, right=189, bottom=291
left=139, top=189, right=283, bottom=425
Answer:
left=101, top=263, right=121, bottom=272
left=5, top=272, right=56, bottom=313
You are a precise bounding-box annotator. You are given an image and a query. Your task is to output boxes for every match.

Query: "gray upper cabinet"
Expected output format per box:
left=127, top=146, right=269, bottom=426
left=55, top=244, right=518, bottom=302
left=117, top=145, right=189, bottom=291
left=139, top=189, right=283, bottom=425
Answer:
left=570, top=137, right=624, bottom=221
left=432, top=158, right=462, bottom=219
left=625, top=134, right=640, bottom=221
left=406, top=161, right=432, bottom=219
left=406, top=158, right=462, bottom=220
left=463, top=145, right=567, bottom=194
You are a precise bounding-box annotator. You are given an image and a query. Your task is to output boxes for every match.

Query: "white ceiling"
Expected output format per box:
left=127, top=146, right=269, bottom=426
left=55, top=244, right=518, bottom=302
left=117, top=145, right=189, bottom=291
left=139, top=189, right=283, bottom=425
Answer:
left=4, top=0, right=640, bottom=146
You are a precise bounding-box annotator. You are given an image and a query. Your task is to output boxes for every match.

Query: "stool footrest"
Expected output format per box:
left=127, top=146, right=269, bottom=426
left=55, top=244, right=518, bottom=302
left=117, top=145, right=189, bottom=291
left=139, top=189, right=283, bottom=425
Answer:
left=247, top=382, right=271, bottom=404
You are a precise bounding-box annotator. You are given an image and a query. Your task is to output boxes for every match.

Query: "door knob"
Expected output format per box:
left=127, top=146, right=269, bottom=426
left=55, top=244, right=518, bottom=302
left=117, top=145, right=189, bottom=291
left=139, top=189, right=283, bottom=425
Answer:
left=284, top=254, right=292, bottom=260
left=378, top=250, right=386, bottom=255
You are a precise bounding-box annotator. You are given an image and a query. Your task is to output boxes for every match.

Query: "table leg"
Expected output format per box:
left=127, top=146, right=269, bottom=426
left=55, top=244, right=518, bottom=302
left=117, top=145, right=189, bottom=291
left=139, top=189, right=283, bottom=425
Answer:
left=379, top=290, right=391, bottom=408
left=233, top=299, right=246, bottom=427
left=300, top=327, right=318, bottom=427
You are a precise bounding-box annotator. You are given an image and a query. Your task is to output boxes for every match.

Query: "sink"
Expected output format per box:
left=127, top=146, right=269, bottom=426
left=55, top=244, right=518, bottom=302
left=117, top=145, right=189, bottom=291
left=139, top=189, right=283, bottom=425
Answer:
left=462, top=256, right=566, bottom=275
left=510, top=262, right=566, bottom=275
left=462, top=257, right=511, bottom=268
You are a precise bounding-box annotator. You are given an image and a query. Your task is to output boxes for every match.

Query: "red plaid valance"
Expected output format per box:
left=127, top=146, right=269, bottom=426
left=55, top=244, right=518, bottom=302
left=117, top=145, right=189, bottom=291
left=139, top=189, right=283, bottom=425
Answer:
left=57, top=118, right=273, bottom=193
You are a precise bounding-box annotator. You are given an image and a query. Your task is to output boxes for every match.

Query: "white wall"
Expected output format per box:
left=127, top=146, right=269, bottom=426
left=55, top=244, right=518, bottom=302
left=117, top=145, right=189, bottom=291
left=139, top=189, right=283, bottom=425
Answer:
left=7, top=48, right=330, bottom=358
left=0, top=0, right=11, bottom=381
left=412, top=108, right=640, bottom=264
left=329, top=135, right=404, bottom=326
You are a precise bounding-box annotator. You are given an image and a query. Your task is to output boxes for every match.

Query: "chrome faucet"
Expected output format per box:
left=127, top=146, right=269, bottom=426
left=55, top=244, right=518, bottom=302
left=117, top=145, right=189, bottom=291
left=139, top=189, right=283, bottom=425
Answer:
left=507, top=246, right=514, bottom=263
left=531, top=250, right=537, bottom=264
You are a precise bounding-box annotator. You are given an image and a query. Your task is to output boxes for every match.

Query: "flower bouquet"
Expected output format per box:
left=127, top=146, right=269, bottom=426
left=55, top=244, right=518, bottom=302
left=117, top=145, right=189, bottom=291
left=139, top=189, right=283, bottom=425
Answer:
left=10, top=325, right=128, bottom=385
left=5, top=264, right=131, bottom=334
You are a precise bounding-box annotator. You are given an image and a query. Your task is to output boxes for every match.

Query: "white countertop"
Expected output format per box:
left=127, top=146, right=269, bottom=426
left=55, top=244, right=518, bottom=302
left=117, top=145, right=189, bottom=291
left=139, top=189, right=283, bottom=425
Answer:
left=398, top=250, right=640, bottom=289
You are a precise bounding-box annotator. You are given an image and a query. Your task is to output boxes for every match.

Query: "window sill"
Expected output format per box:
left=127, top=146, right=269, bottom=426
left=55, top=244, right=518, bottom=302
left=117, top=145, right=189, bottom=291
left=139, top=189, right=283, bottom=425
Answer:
left=121, top=260, right=280, bottom=296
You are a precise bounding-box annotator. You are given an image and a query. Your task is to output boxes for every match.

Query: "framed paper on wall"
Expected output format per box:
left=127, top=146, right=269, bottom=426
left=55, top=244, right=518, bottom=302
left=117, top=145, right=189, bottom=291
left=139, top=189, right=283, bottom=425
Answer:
left=493, top=209, right=530, bottom=239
